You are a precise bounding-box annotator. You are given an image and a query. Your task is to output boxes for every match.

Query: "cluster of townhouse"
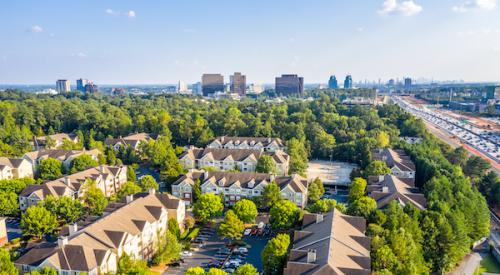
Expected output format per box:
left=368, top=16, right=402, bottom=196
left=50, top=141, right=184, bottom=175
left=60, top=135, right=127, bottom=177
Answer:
left=368, top=148, right=426, bottom=210
left=15, top=191, right=185, bottom=274
left=31, top=133, right=79, bottom=150
left=104, top=133, right=153, bottom=151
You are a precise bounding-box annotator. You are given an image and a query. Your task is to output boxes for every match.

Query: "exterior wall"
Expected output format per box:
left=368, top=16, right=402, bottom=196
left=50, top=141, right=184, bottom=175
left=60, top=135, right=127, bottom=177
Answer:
left=15, top=160, right=34, bottom=178
left=390, top=167, right=415, bottom=179
left=0, top=218, right=7, bottom=246
left=0, top=167, right=13, bottom=180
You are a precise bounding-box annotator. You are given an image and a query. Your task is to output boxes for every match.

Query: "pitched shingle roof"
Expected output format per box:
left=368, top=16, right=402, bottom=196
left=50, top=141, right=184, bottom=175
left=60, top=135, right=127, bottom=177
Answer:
left=372, top=148, right=415, bottom=172
left=211, top=136, right=284, bottom=147
left=180, top=148, right=289, bottom=164
left=368, top=175, right=427, bottom=210
left=0, top=157, right=26, bottom=169
left=23, top=149, right=100, bottom=162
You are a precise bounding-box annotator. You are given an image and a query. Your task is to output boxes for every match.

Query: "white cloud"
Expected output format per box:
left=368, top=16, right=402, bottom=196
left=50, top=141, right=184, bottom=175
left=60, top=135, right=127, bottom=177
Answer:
left=379, top=0, right=423, bottom=16
left=452, top=0, right=496, bottom=13
left=31, top=25, right=43, bottom=33
left=126, top=10, right=136, bottom=18
left=105, top=8, right=118, bottom=15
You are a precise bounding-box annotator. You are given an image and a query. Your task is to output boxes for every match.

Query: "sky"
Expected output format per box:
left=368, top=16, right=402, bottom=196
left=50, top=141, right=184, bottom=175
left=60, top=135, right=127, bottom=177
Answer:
left=0, top=0, right=499, bottom=84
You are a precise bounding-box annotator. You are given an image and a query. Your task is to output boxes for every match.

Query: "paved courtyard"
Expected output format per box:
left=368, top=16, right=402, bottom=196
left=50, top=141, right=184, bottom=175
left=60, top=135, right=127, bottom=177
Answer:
left=307, top=160, right=358, bottom=186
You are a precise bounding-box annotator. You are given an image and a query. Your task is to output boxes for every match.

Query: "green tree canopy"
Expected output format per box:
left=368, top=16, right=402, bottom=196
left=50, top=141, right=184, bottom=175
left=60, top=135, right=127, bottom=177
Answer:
left=0, top=248, right=17, bottom=274
left=262, top=233, right=291, bottom=275
left=348, top=177, right=367, bottom=203
left=233, top=264, right=259, bottom=275
left=152, top=230, right=181, bottom=265
left=287, top=138, right=308, bottom=176
left=117, top=253, right=149, bottom=275
left=269, top=200, right=301, bottom=230
left=21, top=205, right=58, bottom=239
left=0, top=192, right=19, bottom=216
left=83, top=183, right=108, bottom=216
left=41, top=196, right=84, bottom=224
left=70, top=154, right=99, bottom=173
left=168, top=218, right=181, bottom=239
left=347, top=196, right=377, bottom=218
left=256, top=155, right=277, bottom=174
left=232, top=199, right=258, bottom=223
left=139, top=175, right=159, bottom=191
left=117, top=181, right=141, bottom=198
left=38, top=158, right=63, bottom=180
left=364, top=160, right=391, bottom=177
left=185, top=267, right=206, bottom=275
left=262, top=181, right=282, bottom=208
left=307, top=199, right=339, bottom=214
left=218, top=210, right=245, bottom=241
left=307, top=177, right=325, bottom=203
left=193, top=193, right=224, bottom=223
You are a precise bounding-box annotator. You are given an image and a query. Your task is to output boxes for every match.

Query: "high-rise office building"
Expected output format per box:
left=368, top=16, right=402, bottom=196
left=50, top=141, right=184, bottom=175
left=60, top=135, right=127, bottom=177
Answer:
left=85, top=82, right=99, bottom=94
left=76, top=78, right=88, bottom=92
left=230, top=72, right=246, bottom=96
left=56, top=79, right=71, bottom=93
left=202, top=74, right=224, bottom=96
left=275, top=74, right=304, bottom=96
left=328, top=75, right=338, bottom=89
left=388, top=79, right=395, bottom=87
left=404, top=78, right=412, bottom=90
left=192, top=82, right=202, bottom=95
left=343, top=75, right=353, bottom=89
left=178, top=81, right=188, bottom=93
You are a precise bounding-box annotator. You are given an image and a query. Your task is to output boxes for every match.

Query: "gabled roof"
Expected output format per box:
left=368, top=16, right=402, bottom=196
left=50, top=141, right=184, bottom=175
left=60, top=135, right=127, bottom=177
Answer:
left=15, top=192, right=181, bottom=272
left=23, top=149, right=100, bottom=162
left=368, top=175, right=427, bottom=210
left=372, top=148, right=415, bottom=172
left=36, top=133, right=77, bottom=143
left=179, top=148, right=289, bottom=164
left=104, top=133, right=151, bottom=147
left=0, top=157, right=27, bottom=169
left=211, top=136, right=284, bottom=147
left=284, top=210, right=370, bottom=275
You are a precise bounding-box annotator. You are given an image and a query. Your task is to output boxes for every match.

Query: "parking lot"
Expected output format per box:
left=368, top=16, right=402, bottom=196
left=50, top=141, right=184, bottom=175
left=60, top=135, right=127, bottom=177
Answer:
left=165, top=223, right=272, bottom=274
left=307, top=160, right=358, bottom=186
left=5, top=218, right=22, bottom=241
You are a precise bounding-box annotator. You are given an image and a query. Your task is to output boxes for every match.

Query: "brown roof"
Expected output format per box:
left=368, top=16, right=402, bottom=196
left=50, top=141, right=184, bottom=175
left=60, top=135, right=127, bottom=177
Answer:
left=0, top=157, right=26, bottom=169
left=284, top=210, right=371, bottom=275
left=15, top=192, right=181, bottom=272
left=180, top=148, right=289, bottom=164
left=23, top=149, right=100, bottom=162
left=173, top=170, right=307, bottom=193
left=211, top=136, right=284, bottom=147
left=372, top=148, right=415, bottom=172
left=36, top=133, right=76, bottom=143
left=104, top=133, right=151, bottom=147
left=368, top=175, right=427, bottom=210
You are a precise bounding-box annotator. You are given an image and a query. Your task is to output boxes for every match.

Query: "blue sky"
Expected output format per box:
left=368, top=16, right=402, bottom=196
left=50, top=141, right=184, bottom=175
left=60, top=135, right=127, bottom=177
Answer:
left=0, top=0, right=499, bottom=84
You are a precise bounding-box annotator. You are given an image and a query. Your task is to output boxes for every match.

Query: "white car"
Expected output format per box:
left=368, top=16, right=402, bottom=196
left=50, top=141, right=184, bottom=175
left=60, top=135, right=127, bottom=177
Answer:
left=181, top=251, right=193, bottom=257
left=238, top=247, right=248, bottom=253
left=244, top=229, right=252, bottom=236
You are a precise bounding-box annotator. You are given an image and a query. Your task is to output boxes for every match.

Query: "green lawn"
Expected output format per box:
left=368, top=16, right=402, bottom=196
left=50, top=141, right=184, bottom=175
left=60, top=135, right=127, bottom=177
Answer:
left=474, top=253, right=500, bottom=275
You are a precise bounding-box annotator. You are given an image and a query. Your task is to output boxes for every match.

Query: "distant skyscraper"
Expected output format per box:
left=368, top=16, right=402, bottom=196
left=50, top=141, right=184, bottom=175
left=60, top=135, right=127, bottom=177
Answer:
left=202, top=74, right=224, bottom=96
left=76, top=78, right=88, bottom=92
left=178, top=81, right=188, bottom=93
left=404, top=78, right=412, bottom=90
left=85, top=82, right=99, bottom=94
left=343, top=75, right=353, bottom=89
left=388, top=79, right=395, bottom=87
left=230, top=72, right=246, bottom=96
left=275, top=74, right=304, bottom=96
left=192, top=82, right=202, bottom=95
left=328, top=75, right=338, bottom=89
left=56, top=79, right=70, bottom=93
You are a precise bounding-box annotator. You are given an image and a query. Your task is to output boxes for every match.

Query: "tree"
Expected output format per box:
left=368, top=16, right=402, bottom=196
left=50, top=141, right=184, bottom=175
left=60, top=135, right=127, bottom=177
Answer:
left=218, top=210, right=245, bottom=241
left=0, top=248, right=17, bottom=275
left=262, top=233, right=290, bottom=275
left=287, top=138, right=308, bottom=175
left=193, top=193, right=224, bottom=223
left=193, top=179, right=202, bottom=202
left=375, top=131, right=390, bottom=148
left=139, top=175, right=158, bottom=191
left=127, top=165, right=137, bottom=182
left=41, top=196, right=84, bottom=224
left=152, top=230, right=181, bottom=265
left=256, top=155, right=277, bottom=174
left=307, top=177, right=325, bottom=203
left=348, top=177, right=367, bottom=203
left=207, top=268, right=228, bottom=275
left=117, top=253, right=149, bottom=275
left=117, top=181, right=141, bottom=198
left=347, top=196, right=377, bottom=218
left=186, top=267, right=206, bottom=275
left=479, top=171, right=500, bottom=205
left=184, top=216, right=195, bottom=230
left=30, top=267, right=58, bottom=275
left=233, top=199, right=258, bottom=223
left=307, top=199, right=339, bottom=213
left=262, top=181, right=282, bottom=208
left=448, top=147, right=468, bottom=167
left=270, top=200, right=301, bottom=230
left=38, top=158, right=63, bottom=180
left=168, top=218, right=181, bottom=239
left=364, top=160, right=390, bottom=177
left=0, top=192, right=19, bottom=216
left=21, top=205, right=58, bottom=239
left=464, top=156, right=491, bottom=179
left=44, top=135, right=56, bottom=149
left=234, top=264, right=259, bottom=275
left=83, top=183, right=108, bottom=216
left=70, top=154, right=98, bottom=173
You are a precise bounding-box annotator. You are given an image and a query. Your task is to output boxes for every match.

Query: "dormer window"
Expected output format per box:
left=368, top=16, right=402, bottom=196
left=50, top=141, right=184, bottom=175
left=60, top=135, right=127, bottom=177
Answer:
left=248, top=180, right=255, bottom=188
left=218, top=178, right=226, bottom=187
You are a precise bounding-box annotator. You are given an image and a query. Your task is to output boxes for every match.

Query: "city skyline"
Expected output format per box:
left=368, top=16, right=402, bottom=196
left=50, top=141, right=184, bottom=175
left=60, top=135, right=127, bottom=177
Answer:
left=1, top=0, right=500, bottom=84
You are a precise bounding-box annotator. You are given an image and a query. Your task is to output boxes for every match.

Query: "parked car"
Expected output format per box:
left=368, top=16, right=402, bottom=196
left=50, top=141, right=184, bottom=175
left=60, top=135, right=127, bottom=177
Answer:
left=244, top=229, right=252, bottom=236
left=181, top=251, right=193, bottom=257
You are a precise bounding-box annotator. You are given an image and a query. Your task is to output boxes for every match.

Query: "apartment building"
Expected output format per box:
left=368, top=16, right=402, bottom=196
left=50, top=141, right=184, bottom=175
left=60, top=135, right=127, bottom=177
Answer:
left=18, top=165, right=127, bottom=210
left=207, top=136, right=285, bottom=152
left=31, top=133, right=79, bottom=150
left=0, top=157, right=33, bottom=180
left=23, top=149, right=101, bottom=173
left=372, top=148, right=416, bottom=182
left=104, top=133, right=152, bottom=151
left=284, top=210, right=371, bottom=275
left=172, top=170, right=308, bottom=208
left=15, top=192, right=184, bottom=274
left=367, top=174, right=427, bottom=210
left=179, top=147, right=289, bottom=176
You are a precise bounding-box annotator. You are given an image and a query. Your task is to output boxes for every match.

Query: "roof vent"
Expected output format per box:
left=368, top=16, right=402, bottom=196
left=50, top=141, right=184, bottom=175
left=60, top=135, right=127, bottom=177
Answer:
left=316, top=214, right=323, bottom=224
left=379, top=174, right=385, bottom=182
left=307, top=249, right=317, bottom=263
left=149, top=188, right=156, bottom=195
left=382, top=186, right=389, bottom=193
left=69, top=223, right=78, bottom=236
left=126, top=194, right=134, bottom=203
left=58, top=236, right=68, bottom=247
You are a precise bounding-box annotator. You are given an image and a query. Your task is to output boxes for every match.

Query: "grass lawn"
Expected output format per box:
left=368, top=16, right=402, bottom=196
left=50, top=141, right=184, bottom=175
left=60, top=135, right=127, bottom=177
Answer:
left=474, top=253, right=500, bottom=275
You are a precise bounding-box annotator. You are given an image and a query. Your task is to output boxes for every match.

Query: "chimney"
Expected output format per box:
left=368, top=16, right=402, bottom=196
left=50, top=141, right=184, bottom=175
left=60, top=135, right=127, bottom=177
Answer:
left=221, top=136, right=224, bottom=142
left=382, top=186, right=389, bottom=193
left=203, top=170, right=209, bottom=179
left=379, top=174, right=385, bottom=183
left=270, top=174, right=276, bottom=182
left=126, top=194, right=134, bottom=203
left=99, top=165, right=105, bottom=173
left=307, top=249, right=317, bottom=263
left=149, top=188, right=156, bottom=195
left=316, top=214, right=323, bottom=224
left=69, top=223, right=78, bottom=236
left=58, top=236, right=68, bottom=247
left=64, top=177, right=71, bottom=186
